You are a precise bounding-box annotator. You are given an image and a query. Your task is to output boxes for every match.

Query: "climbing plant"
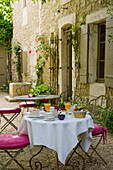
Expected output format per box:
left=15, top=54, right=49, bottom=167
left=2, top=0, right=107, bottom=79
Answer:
left=0, top=0, right=48, bottom=47
left=70, top=14, right=86, bottom=69
left=32, top=0, right=50, bottom=5
left=13, top=42, right=22, bottom=82
left=71, top=14, right=86, bottom=53
left=34, top=35, right=50, bottom=85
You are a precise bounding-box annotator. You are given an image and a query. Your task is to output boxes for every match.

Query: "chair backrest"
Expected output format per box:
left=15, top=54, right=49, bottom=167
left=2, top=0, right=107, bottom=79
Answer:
left=60, top=88, right=73, bottom=101
left=16, top=84, right=34, bottom=96
left=88, top=95, right=113, bottom=128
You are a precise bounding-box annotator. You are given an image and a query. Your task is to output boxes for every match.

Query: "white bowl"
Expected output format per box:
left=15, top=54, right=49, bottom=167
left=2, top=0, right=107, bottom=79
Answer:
left=30, top=110, right=39, bottom=115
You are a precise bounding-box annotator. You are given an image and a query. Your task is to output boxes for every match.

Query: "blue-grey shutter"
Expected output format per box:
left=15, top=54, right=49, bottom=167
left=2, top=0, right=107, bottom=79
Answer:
left=105, top=15, right=113, bottom=88
left=80, top=24, right=88, bottom=83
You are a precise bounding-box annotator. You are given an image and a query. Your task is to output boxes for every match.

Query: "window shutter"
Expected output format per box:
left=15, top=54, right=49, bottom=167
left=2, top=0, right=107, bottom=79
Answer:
left=22, top=51, right=27, bottom=74
left=105, top=16, right=113, bottom=88
left=80, top=24, right=88, bottom=83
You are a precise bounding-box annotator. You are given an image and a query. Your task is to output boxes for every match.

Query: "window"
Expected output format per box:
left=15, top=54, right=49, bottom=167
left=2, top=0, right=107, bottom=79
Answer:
left=97, top=23, right=106, bottom=82
left=23, top=0, right=26, bottom=8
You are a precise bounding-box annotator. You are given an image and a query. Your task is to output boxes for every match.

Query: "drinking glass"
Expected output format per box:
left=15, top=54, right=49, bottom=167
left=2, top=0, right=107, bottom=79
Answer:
left=44, top=103, right=51, bottom=112
left=65, top=102, right=71, bottom=112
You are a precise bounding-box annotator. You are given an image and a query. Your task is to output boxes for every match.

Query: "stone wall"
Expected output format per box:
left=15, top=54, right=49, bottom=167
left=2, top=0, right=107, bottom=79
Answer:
left=12, top=0, right=40, bottom=83
left=12, top=0, right=113, bottom=102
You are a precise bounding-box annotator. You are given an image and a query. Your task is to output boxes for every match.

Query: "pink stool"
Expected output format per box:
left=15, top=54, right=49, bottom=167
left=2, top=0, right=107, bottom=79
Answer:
left=0, top=108, right=21, bottom=133
left=0, top=134, right=29, bottom=169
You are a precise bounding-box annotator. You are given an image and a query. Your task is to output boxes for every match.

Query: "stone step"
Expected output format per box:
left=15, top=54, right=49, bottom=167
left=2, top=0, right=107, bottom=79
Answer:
left=5, top=96, right=18, bottom=102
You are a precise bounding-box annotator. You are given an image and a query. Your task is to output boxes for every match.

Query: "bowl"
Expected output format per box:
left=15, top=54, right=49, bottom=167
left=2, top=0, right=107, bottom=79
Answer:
left=58, top=114, right=65, bottom=120
left=30, top=109, right=39, bottom=115
left=73, top=111, right=86, bottom=118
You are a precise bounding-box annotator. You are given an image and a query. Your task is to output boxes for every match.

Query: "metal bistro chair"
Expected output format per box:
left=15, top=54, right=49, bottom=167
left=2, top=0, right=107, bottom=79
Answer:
left=66, top=95, right=113, bottom=169
left=86, top=95, right=113, bottom=165
left=16, top=84, right=37, bottom=113
left=60, top=88, right=73, bottom=102
left=0, top=134, right=29, bottom=170
left=0, top=108, right=21, bottom=133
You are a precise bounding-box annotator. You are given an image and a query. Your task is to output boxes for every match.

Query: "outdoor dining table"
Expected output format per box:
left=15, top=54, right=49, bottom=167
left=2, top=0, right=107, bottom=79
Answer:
left=18, top=113, right=94, bottom=169
left=13, top=94, right=60, bottom=101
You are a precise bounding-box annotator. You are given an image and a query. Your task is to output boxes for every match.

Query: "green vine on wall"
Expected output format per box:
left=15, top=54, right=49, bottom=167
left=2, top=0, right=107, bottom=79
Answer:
left=13, top=42, right=22, bottom=82
left=71, top=14, right=86, bottom=67
left=35, top=35, right=50, bottom=85
left=71, top=14, right=86, bottom=53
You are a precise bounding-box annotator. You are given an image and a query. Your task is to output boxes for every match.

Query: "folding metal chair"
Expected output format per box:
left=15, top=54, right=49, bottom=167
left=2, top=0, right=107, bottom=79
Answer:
left=0, top=134, right=29, bottom=170
left=16, top=84, right=37, bottom=112
left=0, top=108, right=21, bottom=133
left=66, top=95, right=113, bottom=169
left=87, top=95, right=113, bottom=164
left=60, top=88, right=73, bottom=102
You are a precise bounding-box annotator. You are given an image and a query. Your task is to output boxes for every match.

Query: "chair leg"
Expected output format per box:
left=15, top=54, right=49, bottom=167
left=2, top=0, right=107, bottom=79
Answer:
left=56, top=152, right=59, bottom=170
left=0, top=149, right=25, bottom=170
left=90, top=135, right=107, bottom=164
left=84, top=135, right=107, bottom=168
left=0, top=113, right=20, bottom=132
left=66, top=140, right=82, bottom=165
left=90, top=145, right=107, bottom=164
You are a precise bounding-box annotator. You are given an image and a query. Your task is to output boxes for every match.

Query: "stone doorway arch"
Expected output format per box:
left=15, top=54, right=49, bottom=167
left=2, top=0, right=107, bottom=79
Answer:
left=61, top=25, right=72, bottom=97
left=58, top=13, right=76, bottom=100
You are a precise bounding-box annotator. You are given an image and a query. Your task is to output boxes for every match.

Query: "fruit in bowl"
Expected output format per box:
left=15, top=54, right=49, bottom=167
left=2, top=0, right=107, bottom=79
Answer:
left=74, top=106, right=86, bottom=118
left=74, top=111, right=86, bottom=118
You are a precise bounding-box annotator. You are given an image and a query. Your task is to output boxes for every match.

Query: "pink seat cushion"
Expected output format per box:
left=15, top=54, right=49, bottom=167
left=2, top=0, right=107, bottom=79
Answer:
left=0, top=108, right=21, bottom=114
left=19, top=102, right=36, bottom=107
left=0, top=134, right=30, bottom=149
left=92, top=124, right=104, bottom=136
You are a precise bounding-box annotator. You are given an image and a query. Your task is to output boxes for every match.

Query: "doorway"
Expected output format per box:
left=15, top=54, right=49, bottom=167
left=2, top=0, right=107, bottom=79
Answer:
left=61, top=27, right=72, bottom=99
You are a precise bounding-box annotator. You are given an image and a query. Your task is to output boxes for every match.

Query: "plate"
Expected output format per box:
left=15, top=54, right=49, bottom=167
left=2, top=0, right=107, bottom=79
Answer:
left=43, top=118, right=55, bottom=121
left=28, top=114, right=45, bottom=119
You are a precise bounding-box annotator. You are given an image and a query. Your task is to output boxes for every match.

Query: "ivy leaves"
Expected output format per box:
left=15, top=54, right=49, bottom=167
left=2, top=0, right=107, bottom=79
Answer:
left=0, top=0, right=13, bottom=44
left=13, top=42, right=22, bottom=82
left=0, top=0, right=49, bottom=47
left=32, top=0, right=49, bottom=5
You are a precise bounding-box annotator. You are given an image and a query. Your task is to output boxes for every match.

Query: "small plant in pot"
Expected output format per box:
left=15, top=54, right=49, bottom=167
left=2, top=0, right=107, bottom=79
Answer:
left=30, top=84, right=50, bottom=96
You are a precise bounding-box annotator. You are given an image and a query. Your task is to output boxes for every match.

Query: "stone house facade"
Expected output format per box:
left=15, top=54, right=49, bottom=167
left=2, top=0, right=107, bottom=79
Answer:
left=0, top=43, right=9, bottom=87
left=12, top=0, right=113, bottom=102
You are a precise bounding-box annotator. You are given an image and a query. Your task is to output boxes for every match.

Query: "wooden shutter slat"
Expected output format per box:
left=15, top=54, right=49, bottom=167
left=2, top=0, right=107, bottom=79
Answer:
left=105, top=16, right=113, bottom=88
left=80, top=24, right=88, bottom=83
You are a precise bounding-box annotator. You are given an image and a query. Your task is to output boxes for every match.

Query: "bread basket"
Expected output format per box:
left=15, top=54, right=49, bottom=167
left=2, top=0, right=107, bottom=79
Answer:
left=74, top=111, right=86, bottom=118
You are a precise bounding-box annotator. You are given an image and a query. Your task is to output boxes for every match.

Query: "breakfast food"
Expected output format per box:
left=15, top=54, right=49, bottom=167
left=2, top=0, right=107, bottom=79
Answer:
left=32, top=109, right=39, bottom=111
left=74, top=106, right=86, bottom=118
left=74, top=106, right=86, bottom=111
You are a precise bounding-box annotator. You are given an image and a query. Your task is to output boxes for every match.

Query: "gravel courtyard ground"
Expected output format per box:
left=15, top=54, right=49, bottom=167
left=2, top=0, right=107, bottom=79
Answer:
left=0, top=92, right=113, bottom=170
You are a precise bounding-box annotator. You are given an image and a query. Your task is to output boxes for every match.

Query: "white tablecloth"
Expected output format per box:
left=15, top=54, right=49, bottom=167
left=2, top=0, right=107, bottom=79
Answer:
left=18, top=115, right=94, bottom=165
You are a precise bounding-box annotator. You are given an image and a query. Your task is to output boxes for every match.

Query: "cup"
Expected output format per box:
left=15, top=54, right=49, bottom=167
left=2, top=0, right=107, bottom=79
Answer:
left=28, top=93, right=33, bottom=98
left=58, top=114, right=65, bottom=120
left=64, top=102, right=71, bottom=111
left=50, top=106, right=54, bottom=112
left=44, top=103, right=51, bottom=112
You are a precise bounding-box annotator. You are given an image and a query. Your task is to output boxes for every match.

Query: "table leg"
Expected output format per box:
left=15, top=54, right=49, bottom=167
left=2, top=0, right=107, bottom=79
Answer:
left=29, top=146, right=43, bottom=170
left=56, top=152, right=59, bottom=170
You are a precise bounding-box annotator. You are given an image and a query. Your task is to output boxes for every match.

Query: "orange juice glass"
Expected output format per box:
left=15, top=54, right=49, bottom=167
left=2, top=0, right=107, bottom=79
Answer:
left=65, top=103, right=71, bottom=110
left=44, top=103, right=51, bottom=112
